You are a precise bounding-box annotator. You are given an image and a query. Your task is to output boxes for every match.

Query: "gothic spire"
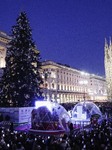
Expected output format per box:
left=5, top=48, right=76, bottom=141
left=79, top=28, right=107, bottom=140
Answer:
left=105, top=38, right=108, bottom=46
left=105, top=38, right=108, bottom=47
left=110, top=36, right=112, bottom=46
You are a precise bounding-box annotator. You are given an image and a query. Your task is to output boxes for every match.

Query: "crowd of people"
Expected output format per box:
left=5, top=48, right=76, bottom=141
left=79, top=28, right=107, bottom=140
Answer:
left=0, top=118, right=112, bottom=149
left=0, top=102, right=112, bottom=150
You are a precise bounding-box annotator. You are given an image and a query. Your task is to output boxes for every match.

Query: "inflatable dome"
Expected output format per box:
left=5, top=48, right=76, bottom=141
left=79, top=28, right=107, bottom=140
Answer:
left=31, top=101, right=70, bottom=131
left=72, top=101, right=102, bottom=121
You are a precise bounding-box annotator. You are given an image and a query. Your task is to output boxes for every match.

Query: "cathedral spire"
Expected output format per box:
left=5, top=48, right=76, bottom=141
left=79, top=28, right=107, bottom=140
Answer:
left=104, top=36, right=112, bottom=100
left=105, top=38, right=108, bottom=50
left=105, top=38, right=108, bottom=47
left=110, top=36, right=112, bottom=46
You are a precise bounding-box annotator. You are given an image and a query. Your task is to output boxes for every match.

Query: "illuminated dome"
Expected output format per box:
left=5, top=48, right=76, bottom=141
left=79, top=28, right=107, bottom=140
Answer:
left=31, top=101, right=70, bottom=131
left=72, top=101, right=102, bottom=121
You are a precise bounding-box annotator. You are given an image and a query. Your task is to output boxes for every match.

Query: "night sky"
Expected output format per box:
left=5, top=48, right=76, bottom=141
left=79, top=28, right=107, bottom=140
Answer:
left=0, top=0, right=112, bottom=76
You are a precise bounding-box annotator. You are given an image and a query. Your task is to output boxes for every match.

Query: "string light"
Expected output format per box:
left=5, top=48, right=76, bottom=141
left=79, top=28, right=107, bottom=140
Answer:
left=0, top=12, right=43, bottom=107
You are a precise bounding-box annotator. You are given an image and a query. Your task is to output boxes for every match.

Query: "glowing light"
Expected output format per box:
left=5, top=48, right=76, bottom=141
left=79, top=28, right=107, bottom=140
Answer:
left=79, top=80, right=88, bottom=85
left=35, top=101, right=53, bottom=112
left=80, top=71, right=89, bottom=76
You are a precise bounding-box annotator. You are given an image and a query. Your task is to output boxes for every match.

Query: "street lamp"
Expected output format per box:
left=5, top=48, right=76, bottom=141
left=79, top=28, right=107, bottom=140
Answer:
left=79, top=80, right=88, bottom=101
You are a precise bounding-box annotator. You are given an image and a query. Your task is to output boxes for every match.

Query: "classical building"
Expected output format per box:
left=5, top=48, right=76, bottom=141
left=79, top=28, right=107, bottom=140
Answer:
left=105, top=38, right=112, bottom=100
left=0, top=31, right=107, bottom=103
left=89, top=74, right=107, bottom=101
left=41, top=61, right=107, bottom=103
left=0, top=31, right=10, bottom=68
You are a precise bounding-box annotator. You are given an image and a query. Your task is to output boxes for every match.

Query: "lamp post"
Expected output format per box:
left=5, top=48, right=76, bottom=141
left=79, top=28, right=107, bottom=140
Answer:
left=79, top=80, right=88, bottom=101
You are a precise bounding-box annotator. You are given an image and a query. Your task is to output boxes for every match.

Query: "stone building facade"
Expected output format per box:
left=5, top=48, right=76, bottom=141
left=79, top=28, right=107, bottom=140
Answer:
left=0, top=31, right=10, bottom=68
left=41, top=61, right=107, bottom=103
left=0, top=31, right=107, bottom=103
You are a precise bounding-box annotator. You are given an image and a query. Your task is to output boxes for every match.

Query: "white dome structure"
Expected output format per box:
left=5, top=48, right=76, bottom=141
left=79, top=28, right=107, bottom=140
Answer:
left=31, top=101, right=70, bottom=131
left=72, top=101, right=102, bottom=121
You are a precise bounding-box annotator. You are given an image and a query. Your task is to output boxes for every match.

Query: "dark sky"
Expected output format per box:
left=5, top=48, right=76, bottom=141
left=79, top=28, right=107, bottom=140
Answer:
left=0, top=0, right=112, bottom=76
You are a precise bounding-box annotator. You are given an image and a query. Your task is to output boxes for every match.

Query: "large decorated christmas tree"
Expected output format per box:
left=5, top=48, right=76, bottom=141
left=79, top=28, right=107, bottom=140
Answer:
left=0, top=12, right=43, bottom=107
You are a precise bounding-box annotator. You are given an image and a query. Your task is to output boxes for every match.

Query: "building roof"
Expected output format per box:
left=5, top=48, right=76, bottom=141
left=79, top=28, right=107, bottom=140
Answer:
left=42, top=60, right=105, bottom=80
left=0, top=31, right=11, bottom=40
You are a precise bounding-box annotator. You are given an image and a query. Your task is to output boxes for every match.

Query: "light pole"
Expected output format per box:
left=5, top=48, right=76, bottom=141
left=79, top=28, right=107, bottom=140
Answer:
left=79, top=80, right=88, bottom=101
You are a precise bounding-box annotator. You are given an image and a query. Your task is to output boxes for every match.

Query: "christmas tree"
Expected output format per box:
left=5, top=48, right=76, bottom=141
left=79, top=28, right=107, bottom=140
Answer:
left=0, top=12, right=43, bottom=107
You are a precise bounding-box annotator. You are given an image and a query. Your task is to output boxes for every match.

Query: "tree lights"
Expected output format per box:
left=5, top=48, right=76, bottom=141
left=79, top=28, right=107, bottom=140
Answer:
left=0, top=12, right=43, bottom=107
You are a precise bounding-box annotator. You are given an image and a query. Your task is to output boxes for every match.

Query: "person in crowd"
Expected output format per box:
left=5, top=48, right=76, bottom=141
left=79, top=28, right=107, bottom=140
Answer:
left=10, top=122, right=14, bottom=132
left=15, top=142, right=25, bottom=150
left=69, top=122, right=74, bottom=135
